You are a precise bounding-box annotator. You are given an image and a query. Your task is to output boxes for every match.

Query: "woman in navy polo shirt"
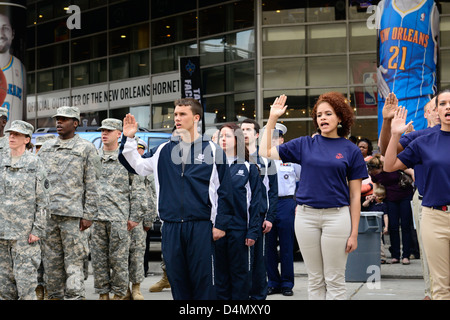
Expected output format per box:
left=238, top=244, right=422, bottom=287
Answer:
left=384, top=90, right=450, bottom=300
left=215, top=123, right=263, bottom=300
left=259, top=92, right=368, bottom=300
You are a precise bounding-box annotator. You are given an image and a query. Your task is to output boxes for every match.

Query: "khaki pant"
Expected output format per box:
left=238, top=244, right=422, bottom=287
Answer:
left=295, top=205, right=351, bottom=300
left=421, top=206, right=450, bottom=300
left=411, top=190, right=431, bottom=298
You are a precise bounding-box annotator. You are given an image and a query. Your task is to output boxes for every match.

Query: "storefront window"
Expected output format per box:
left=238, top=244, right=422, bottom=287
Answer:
left=350, top=21, right=377, bottom=52
left=110, top=24, right=149, bottom=55
left=307, top=55, right=347, bottom=86
left=262, top=26, right=305, bottom=56
left=263, top=57, right=306, bottom=89
left=263, top=89, right=307, bottom=119
left=307, top=23, right=346, bottom=54
left=71, top=33, right=107, bottom=63
left=109, top=54, right=129, bottom=81
left=37, top=43, right=69, bottom=69
left=151, top=12, right=197, bottom=46
left=151, top=42, right=197, bottom=74
left=152, top=103, right=174, bottom=129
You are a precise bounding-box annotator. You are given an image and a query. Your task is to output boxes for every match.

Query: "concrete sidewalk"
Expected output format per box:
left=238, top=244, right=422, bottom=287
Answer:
left=83, top=257, right=427, bottom=300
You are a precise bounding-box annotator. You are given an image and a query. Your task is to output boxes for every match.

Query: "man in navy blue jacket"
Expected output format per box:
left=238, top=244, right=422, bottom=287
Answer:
left=119, top=98, right=233, bottom=300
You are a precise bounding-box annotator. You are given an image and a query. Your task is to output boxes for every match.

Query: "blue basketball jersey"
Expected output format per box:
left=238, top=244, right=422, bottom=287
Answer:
left=377, top=0, right=438, bottom=132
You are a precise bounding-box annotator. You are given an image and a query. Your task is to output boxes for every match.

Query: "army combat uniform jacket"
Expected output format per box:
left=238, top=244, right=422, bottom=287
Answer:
left=96, top=148, right=147, bottom=222
left=38, top=134, right=101, bottom=220
left=0, top=151, right=49, bottom=240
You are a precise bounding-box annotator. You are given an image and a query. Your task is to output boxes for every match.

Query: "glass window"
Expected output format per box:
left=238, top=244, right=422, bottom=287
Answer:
left=350, top=118, right=379, bottom=144
left=152, top=102, right=174, bottom=129
left=53, top=67, right=70, bottom=91
left=70, top=7, right=107, bottom=38
left=130, top=51, right=149, bottom=78
left=348, top=1, right=379, bottom=20
left=227, top=61, right=255, bottom=92
left=200, top=30, right=255, bottom=66
left=263, top=58, right=306, bottom=89
left=350, top=21, right=376, bottom=52
left=307, top=56, right=347, bottom=86
left=151, top=12, right=197, bottom=46
left=307, top=87, right=348, bottom=108
left=262, top=26, right=305, bottom=56
left=306, top=1, right=346, bottom=22
left=199, top=0, right=254, bottom=37
left=90, top=59, right=107, bottom=84
left=307, top=23, right=346, bottom=54
left=27, top=26, right=35, bottom=49
left=151, top=42, right=197, bottom=74
left=262, top=2, right=306, bottom=25
left=109, top=54, right=129, bottom=81
left=263, top=89, right=307, bottom=119
left=36, top=19, right=69, bottom=46
left=202, top=66, right=224, bottom=95
left=37, top=43, right=69, bottom=69
left=110, top=23, right=149, bottom=55
left=204, top=92, right=255, bottom=125
left=129, top=105, right=150, bottom=130
left=37, top=70, right=53, bottom=93
left=25, top=49, right=35, bottom=72
left=151, top=0, right=196, bottom=19
left=350, top=86, right=378, bottom=117
left=27, top=73, right=36, bottom=94
left=349, top=53, right=377, bottom=84
left=72, top=63, right=89, bottom=87
left=109, top=0, right=148, bottom=29
left=441, top=16, right=450, bottom=48
left=440, top=50, right=450, bottom=82
left=71, top=33, right=107, bottom=62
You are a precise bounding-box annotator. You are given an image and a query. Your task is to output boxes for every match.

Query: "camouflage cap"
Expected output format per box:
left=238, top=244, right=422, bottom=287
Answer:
left=0, top=106, right=8, bottom=118
left=52, top=106, right=81, bottom=121
left=35, top=133, right=56, bottom=146
left=5, top=120, right=34, bottom=137
left=98, top=118, right=122, bottom=131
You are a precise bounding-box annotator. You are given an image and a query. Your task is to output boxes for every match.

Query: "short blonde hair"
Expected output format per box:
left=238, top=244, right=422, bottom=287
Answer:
left=374, top=185, right=386, bottom=200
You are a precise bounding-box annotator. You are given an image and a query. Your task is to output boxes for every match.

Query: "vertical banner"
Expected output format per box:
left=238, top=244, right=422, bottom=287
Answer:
left=179, top=56, right=204, bottom=134
left=0, top=0, right=26, bottom=126
left=377, top=0, right=439, bottom=134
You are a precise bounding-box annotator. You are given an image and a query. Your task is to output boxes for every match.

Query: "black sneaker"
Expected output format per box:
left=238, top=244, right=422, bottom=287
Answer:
left=267, top=287, right=282, bottom=295
left=282, top=287, right=294, bottom=296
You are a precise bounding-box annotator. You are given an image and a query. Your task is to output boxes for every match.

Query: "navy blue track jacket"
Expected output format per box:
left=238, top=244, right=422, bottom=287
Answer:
left=227, top=159, right=263, bottom=241
left=118, top=135, right=233, bottom=231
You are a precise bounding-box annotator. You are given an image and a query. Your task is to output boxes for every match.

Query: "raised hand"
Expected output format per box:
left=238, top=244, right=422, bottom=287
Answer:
left=269, top=94, right=288, bottom=119
left=123, top=113, right=138, bottom=138
left=382, top=92, right=399, bottom=120
left=391, top=107, right=413, bottom=136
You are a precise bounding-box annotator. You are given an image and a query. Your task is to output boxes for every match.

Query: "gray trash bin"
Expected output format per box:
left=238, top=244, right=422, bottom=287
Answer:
left=345, top=211, right=383, bottom=282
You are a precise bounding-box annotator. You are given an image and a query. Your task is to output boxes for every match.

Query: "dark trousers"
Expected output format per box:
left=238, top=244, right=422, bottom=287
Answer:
left=215, top=229, right=251, bottom=300
left=386, top=198, right=413, bottom=260
left=249, top=220, right=267, bottom=300
left=266, top=198, right=296, bottom=289
left=161, top=220, right=216, bottom=300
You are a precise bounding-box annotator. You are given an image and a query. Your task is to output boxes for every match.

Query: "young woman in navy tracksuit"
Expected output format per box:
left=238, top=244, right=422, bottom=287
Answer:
left=215, top=123, right=263, bottom=300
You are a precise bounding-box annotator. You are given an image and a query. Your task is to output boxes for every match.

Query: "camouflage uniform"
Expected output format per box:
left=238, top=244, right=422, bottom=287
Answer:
left=0, top=121, right=50, bottom=300
left=38, top=106, right=101, bottom=300
left=91, top=118, right=147, bottom=297
left=129, top=140, right=155, bottom=290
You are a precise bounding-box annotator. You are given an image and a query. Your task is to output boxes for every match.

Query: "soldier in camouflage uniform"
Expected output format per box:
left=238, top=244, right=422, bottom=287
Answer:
left=91, top=119, right=147, bottom=300
left=121, top=138, right=155, bottom=300
left=0, top=107, right=9, bottom=153
left=34, top=134, right=56, bottom=300
left=0, top=121, right=50, bottom=300
left=38, top=106, right=101, bottom=300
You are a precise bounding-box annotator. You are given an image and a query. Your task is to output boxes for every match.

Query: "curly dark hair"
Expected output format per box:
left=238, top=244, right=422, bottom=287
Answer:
left=311, top=92, right=355, bottom=137
left=357, top=137, right=373, bottom=156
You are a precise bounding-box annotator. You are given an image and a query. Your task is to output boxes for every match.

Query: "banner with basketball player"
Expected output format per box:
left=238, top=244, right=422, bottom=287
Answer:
left=0, top=0, right=26, bottom=127
left=377, top=0, right=439, bottom=134
left=179, top=56, right=204, bottom=133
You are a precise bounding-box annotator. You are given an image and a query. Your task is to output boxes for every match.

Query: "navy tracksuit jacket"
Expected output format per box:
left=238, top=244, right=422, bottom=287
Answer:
left=119, top=135, right=233, bottom=300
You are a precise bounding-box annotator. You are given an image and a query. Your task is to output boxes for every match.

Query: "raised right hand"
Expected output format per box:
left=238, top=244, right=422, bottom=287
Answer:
left=391, top=107, right=413, bottom=136
left=123, top=113, right=138, bottom=138
left=269, top=94, right=288, bottom=119
left=382, top=92, right=399, bottom=120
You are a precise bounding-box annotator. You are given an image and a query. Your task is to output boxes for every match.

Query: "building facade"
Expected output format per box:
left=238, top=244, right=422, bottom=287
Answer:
left=25, top=0, right=450, bottom=143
